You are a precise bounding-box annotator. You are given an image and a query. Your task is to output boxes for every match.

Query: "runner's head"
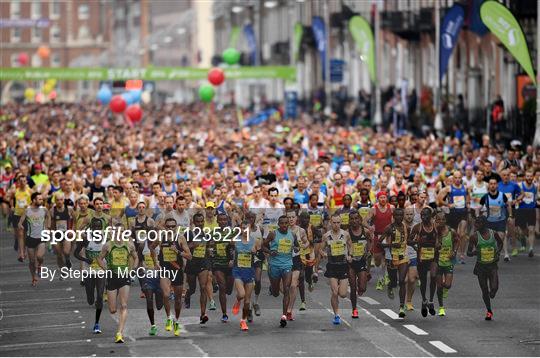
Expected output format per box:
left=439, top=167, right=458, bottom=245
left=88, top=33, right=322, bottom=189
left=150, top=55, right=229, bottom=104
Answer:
left=359, top=188, right=369, bottom=202
left=193, top=212, right=204, bottom=229
left=330, top=213, right=341, bottom=231
left=404, top=208, right=414, bottom=224
left=488, top=178, right=498, bottom=193
left=349, top=210, right=361, bottom=228
left=136, top=201, right=146, bottom=215
left=78, top=194, right=89, bottom=210
left=309, top=193, right=318, bottom=207
left=475, top=169, right=484, bottom=182
left=474, top=215, right=488, bottom=231
left=268, top=187, right=279, bottom=204
left=420, top=207, right=433, bottom=224
left=54, top=192, right=65, bottom=207
left=434, top=212, right=446, bottom=227
left=164, top=195, right=174, bottom=211
left=31, top=192, right=42, bottom=206
left=283, top=197, right=294, bottom=210
left=93, top=197, right=104, bottom=212
left=217, top=212, right=229, bottom=227
left=376, top=191, right=388, bottom=206
left=175, top=195, right=186, bottom=211
left=286, top=209, right=297, bottom=226
left=298, top=210, right=310, bottom=227
left=342, top=194, right=352, bottom=208
left=525, top=170, right=534, bottom=184
left=393, top=208, right=404, bottom=224
left=277, top=215, right=289, bottom=232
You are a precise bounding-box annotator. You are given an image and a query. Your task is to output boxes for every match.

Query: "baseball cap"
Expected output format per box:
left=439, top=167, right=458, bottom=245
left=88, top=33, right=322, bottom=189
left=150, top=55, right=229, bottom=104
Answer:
left=205, top=201, right=216, bottom=209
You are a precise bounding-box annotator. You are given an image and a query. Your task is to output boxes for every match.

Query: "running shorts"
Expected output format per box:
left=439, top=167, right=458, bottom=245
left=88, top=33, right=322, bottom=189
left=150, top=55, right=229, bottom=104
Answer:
left=324, top=262, right=348, bottom=280
left=268, top=264, right=292, bottom=279
left=292, top=256, right=304, bottom=271
left=473, top=262, right=498, bottom=276
left=106, top=275, right=131, bottom=291
left=232, top=267, right=255, bottom=283
left=25, top=236, right=43, bottom=249
left=142, top=276, right=162, bottom=292
left=516, top=208, right=536, bottom=228
left=349, top=257, right=368, bottom=272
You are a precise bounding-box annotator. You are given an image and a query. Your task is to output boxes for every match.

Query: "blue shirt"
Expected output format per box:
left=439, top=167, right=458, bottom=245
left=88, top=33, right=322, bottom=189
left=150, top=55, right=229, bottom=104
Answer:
left=498, top=181, right=521, bottom=201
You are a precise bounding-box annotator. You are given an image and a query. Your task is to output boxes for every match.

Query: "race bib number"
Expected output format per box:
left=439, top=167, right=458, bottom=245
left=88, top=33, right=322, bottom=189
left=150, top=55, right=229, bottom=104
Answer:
left=439, top=247, right=451, bottom=263
left=310, top=214, right=322, bottom=227
left=17, top=199, right=27, bottom=208
left=144, top=253, right=154, bottom=268
left=480, top=247, right=495, bottom=263
left=300, top=245, right=311, bottom=257
left=490, top=206, right=501, bottom=217
left=330, top=241, right=345, bottom=256
left=524, top=192, right=534, bottom=204
left=278, top=238, right=292, bottom=254
left=453, top=195, right=465, bottom=208
left=56, top=220, right=68, bottom=231
left=504, top=192, right=512, bottom=201
left=352, top=242, right=365, bottom=257
left=392, top=247, right=405, bottom=261
left=216, top=243, right=227, bottom=257
left=340, top=213, right=349, bottom=226
left=193, top=244, right=206, bottom=258
left=359, top=208, right=369, bottom=219
left=237, top=253, right=252, bottom=268
left=162, top=247, right=177, bottom=262
left=111, top=249, right=128, bottom=267
left=90, top=258, right=101, bottom=270
left=420, top=247, right=435, bottom=260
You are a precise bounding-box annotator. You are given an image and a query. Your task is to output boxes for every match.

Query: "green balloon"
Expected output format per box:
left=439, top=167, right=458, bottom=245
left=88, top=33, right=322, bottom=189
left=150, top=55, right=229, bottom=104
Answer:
left=198, top=84, right=215, bottom=103
left=222, top=48, right=240, bottom=65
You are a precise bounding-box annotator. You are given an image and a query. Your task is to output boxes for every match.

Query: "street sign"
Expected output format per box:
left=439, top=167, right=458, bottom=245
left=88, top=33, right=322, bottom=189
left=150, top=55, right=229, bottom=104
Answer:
left=330, top=59, right=345, bottom=83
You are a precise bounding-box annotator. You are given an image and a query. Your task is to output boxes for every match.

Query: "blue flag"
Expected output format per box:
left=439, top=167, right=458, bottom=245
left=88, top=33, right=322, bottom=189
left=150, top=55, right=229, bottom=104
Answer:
left=312, top=16, right=327, bottom=81
left=440, top=4, right=465, bottom=81
left=243, top=24, right=257, bottom=65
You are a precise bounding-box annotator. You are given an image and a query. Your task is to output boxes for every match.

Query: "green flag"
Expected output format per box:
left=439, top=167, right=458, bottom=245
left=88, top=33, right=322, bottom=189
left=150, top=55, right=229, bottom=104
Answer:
left=293, top=23, right=303, bottom=63
left=348, top=16, right=376, bottom=83
left=480, top=1, right=536, bottom=85
left=229, top=26, right=241, bottom=48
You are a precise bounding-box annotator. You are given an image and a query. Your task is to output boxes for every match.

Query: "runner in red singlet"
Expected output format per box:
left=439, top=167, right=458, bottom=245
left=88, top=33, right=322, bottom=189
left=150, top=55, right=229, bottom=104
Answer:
left=368, top=191, right=394, bottom=290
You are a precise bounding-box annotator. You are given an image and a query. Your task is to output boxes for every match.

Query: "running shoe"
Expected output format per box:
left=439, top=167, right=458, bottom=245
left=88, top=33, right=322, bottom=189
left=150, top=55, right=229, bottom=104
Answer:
left=213, top=283, right=219, bottom=293
left=406, top=303, right=414, bottom=311
left=149, top=325, right=157, bottom=336
left=438, top=307, right=446, bottom=316
left=399, top=306, right=406, bottom=318
left=529, top=249, right=534, bottom=258
left=308, top=283, right=314, bottom=292
left=519, top=246, right=526, bottom=253
left=504, top=255, right=510, bottom=262
left=416, top=280, right=421, bottom=287
left=232, top=300, right=241, bottom=316
left=104, top=293, right=108, bottom=302
left=280, top=315, right=287, bottom=327
left=209, top=300, right=217, bottom=311
left=240, top=319, right=249, bottom=331
left=286, top=312, right=294, bottom=321
left=428, top=302, right=436, bottom=316
left=485, top=311, right=493, bottom=321
left=165, top=318, right=173, bottom=331
left=387, top=287, right=395, bottom=300
left=299, top=302, right=307, bottom=311
left=247, top=309, right=253, bottom=323
left=511, top=248, right=518, bottom=257
left=375, top=279, right=384, bottom=291
left=65, top=258, right=72, bottom=269
left=253, top=303, right=261, bottom=316
left=312, top=273, right=319, bottom=283
left=184, top=295, right=190, bottom=308
left=352, top=308, right=359, bottom=319
left=173, top=322, right=180, bottom=336
left=115, top=332, right=124, bottom=343
left=200, top=314, right=209, bottom=324
left=333, top=315, right=341, bottom=325
left=93, top=323, right=101, bottom=334
left=421, top=300, right=428, bottom=317
left=443, top=287, right=449, bottom=299
left=221, top=314, right=229, bottom=323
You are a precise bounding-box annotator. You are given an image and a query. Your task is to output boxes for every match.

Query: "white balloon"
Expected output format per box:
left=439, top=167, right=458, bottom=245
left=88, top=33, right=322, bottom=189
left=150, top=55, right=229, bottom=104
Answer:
left=141, top=91, right=151, bottom=104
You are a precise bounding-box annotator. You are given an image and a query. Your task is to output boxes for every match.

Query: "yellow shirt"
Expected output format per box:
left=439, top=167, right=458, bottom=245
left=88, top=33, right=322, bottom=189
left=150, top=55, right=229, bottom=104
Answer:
left=14, top=188, right=32, bottom=216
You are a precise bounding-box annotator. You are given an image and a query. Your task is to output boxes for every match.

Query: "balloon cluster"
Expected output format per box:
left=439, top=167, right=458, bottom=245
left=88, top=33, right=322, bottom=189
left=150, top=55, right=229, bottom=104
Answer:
left=198, top=47, right=240, bottom=103
left=98, top=86, right=144, bottom=124
left=24, top=78, right=58, bottom=103
left=17, top=45, right=51, bottom=67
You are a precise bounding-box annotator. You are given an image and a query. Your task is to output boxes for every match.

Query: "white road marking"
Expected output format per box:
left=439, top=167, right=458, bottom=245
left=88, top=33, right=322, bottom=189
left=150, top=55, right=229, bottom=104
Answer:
left=359, top=296, right=380, bottom=305
left=0, top=287, right=72, bottom=294
left=403, top=324, right=429, bottom=335
left=0, top=322, right=84, bottom=334
left=1, top=296, right=75, bottom=304
left=429, top=341, right=457, bottom=353
left=360, top=308, right=389, bottom=326
left=0, top=339, right=91, bottom=350
left=2, top=310, right=79, bottom=318
left=380, top=309, right=403, bottom=320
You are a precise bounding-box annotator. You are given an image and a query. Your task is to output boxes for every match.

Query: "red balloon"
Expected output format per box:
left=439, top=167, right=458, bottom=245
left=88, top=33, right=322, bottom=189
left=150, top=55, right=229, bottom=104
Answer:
left=109, top=95, right=127, bottom=113
left=48, top=90, right=57, bottom=100
left=207, top=68, right=225, bottom=86
left=18, top=52, right=29, bottom=66
left=125, top=104, right=143, bottom=122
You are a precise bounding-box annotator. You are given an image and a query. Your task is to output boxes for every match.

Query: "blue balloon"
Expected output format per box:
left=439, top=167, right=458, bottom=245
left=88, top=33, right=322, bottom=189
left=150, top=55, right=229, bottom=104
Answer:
left=97, top=86, right=112, bottom=104
left=129, top=89, right=142, bottom=103
left=122, top=92, right=136, bottom=105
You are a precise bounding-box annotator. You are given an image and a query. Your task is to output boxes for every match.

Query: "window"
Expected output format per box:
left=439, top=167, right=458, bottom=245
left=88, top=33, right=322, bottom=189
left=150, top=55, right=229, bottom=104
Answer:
left=31, top=27, right=42, bottom=43
left=78, top=25, right=90, bottom=39
left=11, top=54, right=20, bottom=67
left=31, top=1, right=41, bottom=19
left=78, top=4, right=89, bottom=20
left=11, top=1, right=21, bottom=19
left=31, top=54, right=42, bottom=67
left=51, top=1, right=61, bottom=19
left=11, top=28, right=21, bottom=42
left=50, top=25, right=61, bottom=43
left=51, top=53, right=61, bottom=67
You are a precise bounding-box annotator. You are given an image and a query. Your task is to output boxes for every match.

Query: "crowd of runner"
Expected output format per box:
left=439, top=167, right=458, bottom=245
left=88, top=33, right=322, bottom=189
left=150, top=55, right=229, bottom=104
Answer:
left=1, top=102, right=538, bottom=343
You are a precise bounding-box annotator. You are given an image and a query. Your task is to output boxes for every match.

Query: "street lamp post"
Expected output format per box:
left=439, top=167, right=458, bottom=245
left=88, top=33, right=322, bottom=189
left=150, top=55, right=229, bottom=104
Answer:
left=434, top=0, right=443, bottom=135
left=534, top=0, right=540, bottom=146
left=373, top=0, right=382, bottom=128
left=323, top=0, right=331, bottom=115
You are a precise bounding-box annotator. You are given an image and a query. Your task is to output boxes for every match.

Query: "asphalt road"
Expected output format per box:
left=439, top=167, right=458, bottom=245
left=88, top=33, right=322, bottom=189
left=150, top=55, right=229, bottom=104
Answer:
left=1, top=221, right=539, bottom=357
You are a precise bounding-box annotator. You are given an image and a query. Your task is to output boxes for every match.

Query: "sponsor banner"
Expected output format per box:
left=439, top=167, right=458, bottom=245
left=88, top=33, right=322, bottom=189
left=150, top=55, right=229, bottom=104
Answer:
left=0, top=66, right=297, bottom=81
left=0, top=18, right=50, bottom=28
left=440, top=4, right=465, bottom=81
left=348, top=15, right=376, bottom=83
